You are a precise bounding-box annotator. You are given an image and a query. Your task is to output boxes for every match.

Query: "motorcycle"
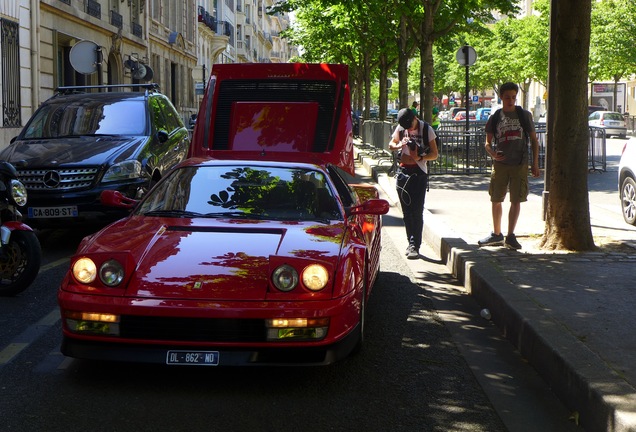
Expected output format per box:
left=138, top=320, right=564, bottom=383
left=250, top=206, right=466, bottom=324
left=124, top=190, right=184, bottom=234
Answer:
left=0, top=161, right=41, bottom=296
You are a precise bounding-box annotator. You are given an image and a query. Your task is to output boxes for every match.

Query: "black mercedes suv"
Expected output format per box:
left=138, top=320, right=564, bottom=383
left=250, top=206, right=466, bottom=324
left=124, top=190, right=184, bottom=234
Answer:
left=0, top=84, right=190, bottom=227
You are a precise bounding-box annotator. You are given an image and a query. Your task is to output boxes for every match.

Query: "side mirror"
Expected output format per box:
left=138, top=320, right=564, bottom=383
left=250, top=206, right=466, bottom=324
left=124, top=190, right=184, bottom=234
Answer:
left=100, top=190, right=138, bottom=210
left=347, top=199, right=390, bottom=217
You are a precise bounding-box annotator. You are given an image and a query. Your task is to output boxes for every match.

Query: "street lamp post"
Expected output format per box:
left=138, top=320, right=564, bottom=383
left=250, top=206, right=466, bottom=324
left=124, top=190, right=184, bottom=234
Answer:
left=456, top=45, right=477, bottom=173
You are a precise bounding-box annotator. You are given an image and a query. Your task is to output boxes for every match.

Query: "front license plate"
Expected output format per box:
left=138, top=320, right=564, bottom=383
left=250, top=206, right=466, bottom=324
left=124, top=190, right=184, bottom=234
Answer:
left=166, top=350, right=219, bottom=366
left=28, top=206, right=78, bottom=218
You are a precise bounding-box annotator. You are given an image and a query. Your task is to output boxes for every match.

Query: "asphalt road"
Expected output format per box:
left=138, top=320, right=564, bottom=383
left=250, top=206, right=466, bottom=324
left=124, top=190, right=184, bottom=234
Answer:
left=0, top=226, right=514, bottom=432
left=5, top=135, right=619, bottom=432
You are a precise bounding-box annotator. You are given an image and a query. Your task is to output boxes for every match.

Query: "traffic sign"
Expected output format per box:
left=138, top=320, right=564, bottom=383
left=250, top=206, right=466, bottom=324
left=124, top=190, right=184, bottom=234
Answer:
left=456, top=45, right=477, bottom=66
left=472, top=95, right=479, bottom=103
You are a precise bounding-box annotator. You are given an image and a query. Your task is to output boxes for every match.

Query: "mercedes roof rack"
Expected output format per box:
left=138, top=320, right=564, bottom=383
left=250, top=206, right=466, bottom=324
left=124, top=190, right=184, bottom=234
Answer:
left=55, top=83, right=160, bottom=95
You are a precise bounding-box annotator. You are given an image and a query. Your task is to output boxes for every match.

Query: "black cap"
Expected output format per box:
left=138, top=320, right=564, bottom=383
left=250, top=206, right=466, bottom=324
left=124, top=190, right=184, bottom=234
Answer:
left=398, top=108, right=415, bottom=129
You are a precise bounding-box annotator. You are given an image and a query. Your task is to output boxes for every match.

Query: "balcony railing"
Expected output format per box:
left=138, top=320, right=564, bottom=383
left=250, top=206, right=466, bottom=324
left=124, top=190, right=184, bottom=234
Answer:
left=110, top=10, right=123, bottom=28
left=59, top=0, right=71, bottom=5
left=198, top=6, right=218, bottom=33
left=87, top=0, right=101, bottom=19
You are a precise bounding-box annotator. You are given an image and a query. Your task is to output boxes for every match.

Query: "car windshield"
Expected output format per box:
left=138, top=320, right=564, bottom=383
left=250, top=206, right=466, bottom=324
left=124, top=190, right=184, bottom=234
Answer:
left=136, top=165, right=342, bottom=221
left=22, top=99, right=147, bottom=139
left=604, top=113, right=624, bottom=121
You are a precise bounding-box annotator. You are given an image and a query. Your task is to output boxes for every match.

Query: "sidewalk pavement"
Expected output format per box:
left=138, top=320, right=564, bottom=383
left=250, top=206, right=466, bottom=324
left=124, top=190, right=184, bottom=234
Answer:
left=354, top=141, right=636, bottom=432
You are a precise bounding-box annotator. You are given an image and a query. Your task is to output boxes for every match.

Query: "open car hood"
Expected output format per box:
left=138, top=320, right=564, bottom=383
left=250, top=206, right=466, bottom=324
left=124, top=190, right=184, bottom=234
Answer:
left=190, top=63, right=355, bottom=175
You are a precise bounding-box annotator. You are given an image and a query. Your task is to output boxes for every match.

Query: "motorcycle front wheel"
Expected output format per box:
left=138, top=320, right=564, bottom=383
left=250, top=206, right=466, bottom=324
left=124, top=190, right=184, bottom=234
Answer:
left=0, top=230, right=42, bottom=296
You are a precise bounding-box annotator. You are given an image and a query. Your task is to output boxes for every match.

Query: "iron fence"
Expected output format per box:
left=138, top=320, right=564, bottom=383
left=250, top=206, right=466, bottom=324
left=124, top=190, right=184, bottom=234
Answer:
left=358, top=119, right=606, bottom=175
left=588, top=127, right=606, bottom=172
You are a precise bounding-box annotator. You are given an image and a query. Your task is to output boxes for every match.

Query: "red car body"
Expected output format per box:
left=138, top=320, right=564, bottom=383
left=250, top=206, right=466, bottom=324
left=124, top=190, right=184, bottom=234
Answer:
left=58, top=63, right=389, bottom=366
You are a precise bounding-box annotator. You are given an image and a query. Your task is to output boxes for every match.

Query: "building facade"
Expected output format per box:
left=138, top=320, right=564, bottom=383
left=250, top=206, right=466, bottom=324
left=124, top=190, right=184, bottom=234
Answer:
left=0, top=0, right=295, bottom=149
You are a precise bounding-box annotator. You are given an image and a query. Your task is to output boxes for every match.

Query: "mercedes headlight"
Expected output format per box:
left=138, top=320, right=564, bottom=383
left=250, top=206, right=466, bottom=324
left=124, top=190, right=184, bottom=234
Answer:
left=10, top=179, right=27, bottom=206
left=102, top=160, right=142, bottom=182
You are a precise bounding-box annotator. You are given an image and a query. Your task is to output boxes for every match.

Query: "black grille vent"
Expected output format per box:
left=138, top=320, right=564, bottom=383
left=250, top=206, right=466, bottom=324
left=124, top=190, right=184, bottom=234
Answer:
left=120, top=316, right=267, bottom=342
left=214, top=80, right=337, bottom=152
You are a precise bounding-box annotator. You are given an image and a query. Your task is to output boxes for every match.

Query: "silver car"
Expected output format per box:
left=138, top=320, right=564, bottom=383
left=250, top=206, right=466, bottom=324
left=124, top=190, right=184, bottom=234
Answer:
left=588, top=111, right=627, bottom=138
left=618, top=138, right=636, bottom=225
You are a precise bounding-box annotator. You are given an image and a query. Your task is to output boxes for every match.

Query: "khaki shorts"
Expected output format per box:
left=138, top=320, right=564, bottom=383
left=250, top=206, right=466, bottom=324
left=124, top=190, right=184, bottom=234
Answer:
left=489, top=161, right=528, bottom=203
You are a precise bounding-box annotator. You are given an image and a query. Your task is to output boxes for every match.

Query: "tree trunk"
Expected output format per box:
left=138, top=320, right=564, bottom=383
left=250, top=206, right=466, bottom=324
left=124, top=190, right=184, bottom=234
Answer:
left=378, top=55, right=388, bottom=120
left=363, top=53, right=371, bottom=120
left=398, top=16, right=410, bottom=108
left=613, top=75, right=620, bottom=112
left=541, top=0, right=595, bottom=251
left=353, top=65, right=363, bottom=114
left=418, top=4, right=435, bottom=125
left=420, top=38, right=435, bottom=123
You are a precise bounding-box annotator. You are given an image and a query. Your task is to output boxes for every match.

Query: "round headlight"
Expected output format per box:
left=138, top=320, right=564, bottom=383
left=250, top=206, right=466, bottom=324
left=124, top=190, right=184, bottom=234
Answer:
left=272, top=264, right=299, bottom=292
left=99, top=259, right=125, bottom=287
left=302, top=264, right=329, bottom=291
left=72, top=257, right=97, bottom=284
left=10, top=179, right=27, bottom=207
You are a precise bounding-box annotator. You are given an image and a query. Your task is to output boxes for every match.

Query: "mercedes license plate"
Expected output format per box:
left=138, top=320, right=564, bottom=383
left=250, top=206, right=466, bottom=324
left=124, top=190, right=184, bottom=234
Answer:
left=28, top=206, right=78, bottom=218
left=166, top=350, right=219, bottom=366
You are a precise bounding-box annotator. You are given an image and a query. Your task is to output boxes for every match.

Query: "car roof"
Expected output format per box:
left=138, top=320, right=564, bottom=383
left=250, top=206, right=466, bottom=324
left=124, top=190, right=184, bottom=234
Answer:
left=49, top=83, right=163, bottom=103
left=47, top=91, right=148, bottom=104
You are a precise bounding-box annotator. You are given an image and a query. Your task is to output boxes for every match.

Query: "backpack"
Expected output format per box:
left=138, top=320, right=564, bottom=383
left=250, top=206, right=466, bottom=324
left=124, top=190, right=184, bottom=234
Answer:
left=488, top=106, right=532, bottom=144
left=488, top=106, right=532, bottom=164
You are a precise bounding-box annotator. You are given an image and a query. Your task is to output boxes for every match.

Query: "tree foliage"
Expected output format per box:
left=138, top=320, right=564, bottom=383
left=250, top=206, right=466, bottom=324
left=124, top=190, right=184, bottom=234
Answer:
left=589, top=0, right=636, bottom=110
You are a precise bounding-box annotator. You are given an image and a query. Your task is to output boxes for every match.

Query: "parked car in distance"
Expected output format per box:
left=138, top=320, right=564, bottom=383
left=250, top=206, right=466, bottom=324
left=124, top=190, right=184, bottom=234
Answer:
left=476, top=107, right=491, bottom=121
left=454, top=110, right=477, bottom=121
left=618, top=138, right=636, bottom=225
left=588, top=105, right=606, bottom=115
left=449, top=106, right=464, bottom=119
left=0, top=84, right=190, bottom=228
left=588, top=111, right=627, bottom=138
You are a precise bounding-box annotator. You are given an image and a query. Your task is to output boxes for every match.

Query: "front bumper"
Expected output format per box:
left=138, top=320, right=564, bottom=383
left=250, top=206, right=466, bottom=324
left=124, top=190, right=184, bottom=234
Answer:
left=58, top=289, right=363, bottom=366
left=24, top=179, right=145, bottom=227
left=61, top=326, right=360, bottom=366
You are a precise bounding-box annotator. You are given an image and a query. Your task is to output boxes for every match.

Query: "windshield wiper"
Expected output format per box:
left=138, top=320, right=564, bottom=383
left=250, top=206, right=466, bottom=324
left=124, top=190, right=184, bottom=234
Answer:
left=303, top=217, right=332, bottom=224
left=144, top=210, right=267, bottom=219
left=202, top=211, right=268, bottom=219
left=143, top=209, right=205, bottom=218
